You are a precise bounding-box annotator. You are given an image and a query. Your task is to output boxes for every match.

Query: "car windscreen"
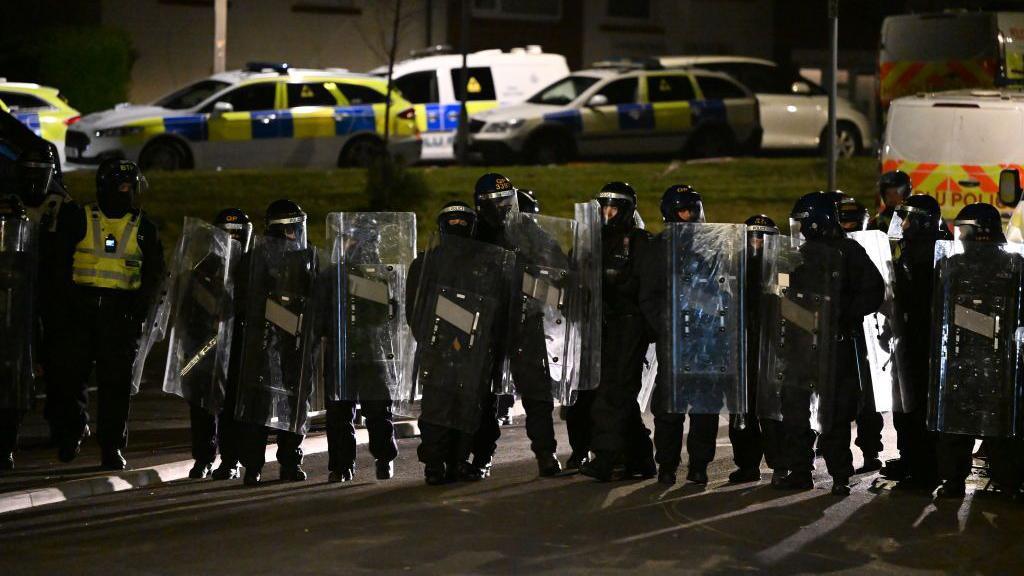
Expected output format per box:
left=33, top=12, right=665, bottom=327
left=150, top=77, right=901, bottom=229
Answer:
left=155, top=80, right=231, bottom=110
left=527, top=76, right=600, bottom=106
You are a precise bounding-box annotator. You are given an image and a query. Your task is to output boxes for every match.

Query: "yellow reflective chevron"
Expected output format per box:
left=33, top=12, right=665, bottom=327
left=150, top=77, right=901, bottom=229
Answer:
left=881, top=157, right=1020, bottom=221
left=72, top=204, right=143, bottom=290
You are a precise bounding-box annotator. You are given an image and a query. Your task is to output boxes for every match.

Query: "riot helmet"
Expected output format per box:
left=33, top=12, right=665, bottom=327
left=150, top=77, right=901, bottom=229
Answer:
left=953, top=202, right=1005, bottom=243
left=791, top=191, right=843, bottom=240
left=96, top=159, right=145, bottom=218
left=437, top=200, right=477, bottom=238
left=265, top=198, right=308, bottom=248
left=214, top=207, right=253, bottom=252
left=15, top=144, right=57, bottom=208
left=660, top=184, right=704, bottom=223
left=878, top=170, right=912, bottom=210
left=837, top=195, right=869, bottom=232
left=473, top=172, right=518, bottom=228
left=596, top=181, right=638, bottom=231
left=517, top=189, right=540, bottom=214
left=887, top=194, right=941, bottom=242
left=744, top=214, right=778, bottom=258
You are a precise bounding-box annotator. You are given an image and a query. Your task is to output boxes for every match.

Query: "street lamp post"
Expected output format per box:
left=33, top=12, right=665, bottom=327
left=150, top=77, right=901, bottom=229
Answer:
left=214, top=0, right=227, bottom=73
left=827, top=0, right=839, bottom=192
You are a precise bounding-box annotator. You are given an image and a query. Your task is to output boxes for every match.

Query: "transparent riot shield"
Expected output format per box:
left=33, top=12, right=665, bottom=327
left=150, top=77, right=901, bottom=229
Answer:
left=0, top=217, right=36, bottom=412
left=131, top=278, right=170, bottom=395
left=325, top=212, right=416, bottom=417
left=410, top=232, right=515, bottom=433
left=160, top=218, right=237, bottom=414
left=848, top=230, right=897, bottom=414
left=504, top=212, right=584, bottom=406
left=663, top=223, right=747, bottom=415
left=235, top=235, right=322, bottom=434
left=573, top=201, right=602, bottom=399
left=757, top=235, right=841, bottom=433
left=637, top=343, right=658, bottom=414
left=928, top=239, right=1024, bottom=437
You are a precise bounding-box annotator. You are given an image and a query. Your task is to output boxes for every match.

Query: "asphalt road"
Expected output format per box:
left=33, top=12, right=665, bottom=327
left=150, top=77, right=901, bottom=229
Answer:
left=1, top=418, right=1021, bottom=576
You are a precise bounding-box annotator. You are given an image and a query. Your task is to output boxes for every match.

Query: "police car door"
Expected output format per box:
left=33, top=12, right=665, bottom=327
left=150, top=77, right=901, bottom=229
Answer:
left=578, top=76, right=643, bottom=156
left=644, top=73, right=697, bottom=154
left=282, top=81, right=345, bottom=168
left=202, top=81, right=288, bottom=169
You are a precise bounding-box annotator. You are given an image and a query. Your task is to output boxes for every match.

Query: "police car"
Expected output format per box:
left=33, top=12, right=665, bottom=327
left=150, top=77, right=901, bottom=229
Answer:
left=0, top=80, right=81, bottom=165
left=467, top=61, right=760, bottom=164
left=371, top=45, right=568, bottom=161
left=65, top=63, right=421, bottom=170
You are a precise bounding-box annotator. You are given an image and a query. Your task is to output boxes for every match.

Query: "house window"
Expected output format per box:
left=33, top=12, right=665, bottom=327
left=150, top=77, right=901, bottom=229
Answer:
left=291, top=0, right=360, bottom=15
left=607, top=0, right=650, bottom=19
left=472, top=0, right=562, bottom=22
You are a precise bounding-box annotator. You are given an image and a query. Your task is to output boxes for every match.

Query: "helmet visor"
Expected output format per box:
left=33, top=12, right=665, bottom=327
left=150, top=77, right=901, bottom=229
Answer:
left=477, top=189, right=517, bottom=226
left=267, top=214, right=308, bottom=249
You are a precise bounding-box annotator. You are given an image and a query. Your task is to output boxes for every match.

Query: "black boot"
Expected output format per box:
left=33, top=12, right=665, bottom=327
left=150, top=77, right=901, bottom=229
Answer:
left=101, top=448, right=127, bottom=471
left=472, top=456, right=493, bottom=479
left=189, top=461, right=213, bottom=479
left=580, top=454, right=620, bottom=482
left=774, top=471, right=813, bottom=490
left=211, top=462, right=241, bottom=480
left=625, top=457, right=657, bottom=479
left=770, top=468, right=790, bottom=488
left=329, top=468, right=354, bottom=483
left=279, top=465, right=307, bottom=482
left=658, top=466, right=678, bottom=486
left=0, top=452, right=13, bottom=472
left=936, top=479, right=966, bottom=498
left=243, top=468, right=261, bottom=486
left=376, top=459, right=395, bottom=480
left=456, top=461, right=483, bottom=482
left=856, top=453, right=883, bottom=474
left=424, top=463, right=448, bottom=486
left=537, top=453, right=562, bottom=477
left=686, top=467, right=709, bottom=485
left=880, top=457, right=906, bottom=480
left=831, top=477, right=851, bottom=496
left=565, top=451, right=589, bottom=471
left=728, top=467, right=761, bottom=484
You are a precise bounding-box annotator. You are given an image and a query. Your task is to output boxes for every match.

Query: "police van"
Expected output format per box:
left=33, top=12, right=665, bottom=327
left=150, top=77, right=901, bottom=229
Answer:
left=879, top=11, right=1024, bottom=109
left=467, top=61, right=760, bottom=164
left=371, top=46, right=568, bottom=161
left=882, top=88, right=1024, bottom=223
left=0, top=80, right=81, bottom=165
left=65, top=63, right=421, bottom=171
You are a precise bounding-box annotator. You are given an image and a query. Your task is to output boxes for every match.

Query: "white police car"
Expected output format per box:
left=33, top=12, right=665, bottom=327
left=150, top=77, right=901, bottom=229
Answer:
left=65, top=63, right=421, bottom=170
left=468, top=61, right=760, bottom=164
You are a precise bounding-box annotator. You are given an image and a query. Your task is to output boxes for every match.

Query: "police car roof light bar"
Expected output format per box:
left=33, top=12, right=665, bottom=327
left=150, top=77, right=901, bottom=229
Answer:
left=591, top=58, right=664, bottom=71
left=245, top=62, right=290, bottom=75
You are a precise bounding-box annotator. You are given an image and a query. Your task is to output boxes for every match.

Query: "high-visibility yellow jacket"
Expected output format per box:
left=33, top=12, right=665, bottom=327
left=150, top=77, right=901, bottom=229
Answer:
left=72, top=203, right=143, bottom=290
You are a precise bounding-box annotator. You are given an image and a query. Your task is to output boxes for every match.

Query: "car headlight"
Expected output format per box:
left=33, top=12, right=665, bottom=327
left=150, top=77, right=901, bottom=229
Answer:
left=95, top=126, right=144, bottom=138
left=483, top=118, right=524, bottom=133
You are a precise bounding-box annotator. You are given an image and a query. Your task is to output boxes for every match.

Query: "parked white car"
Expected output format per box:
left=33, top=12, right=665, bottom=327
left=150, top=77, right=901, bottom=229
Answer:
left=659, top=56, right=873, bottom=157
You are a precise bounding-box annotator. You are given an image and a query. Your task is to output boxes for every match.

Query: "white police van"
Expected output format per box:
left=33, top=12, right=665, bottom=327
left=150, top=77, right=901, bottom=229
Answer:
left=372, top=46, right=568, bottom=161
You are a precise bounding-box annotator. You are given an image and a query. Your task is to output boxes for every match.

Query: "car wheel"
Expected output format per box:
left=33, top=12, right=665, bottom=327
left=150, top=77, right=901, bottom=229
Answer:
left=836, top=123, right=862, bottom=159
left=139, top=140, right=187, bottom=171
left=526, top=132, right=571, bottom=165
left=340, top=137, right=386, bottom=167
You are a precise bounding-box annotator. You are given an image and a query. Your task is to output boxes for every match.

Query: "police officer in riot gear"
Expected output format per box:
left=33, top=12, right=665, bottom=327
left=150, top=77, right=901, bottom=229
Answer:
left=774, top=193, right=884, bottom=495
left=870, top=170, right=913, bottom=232
left=185, top=208, right=253, bottom=480
left=728, top=214, right=779, bottom=483
left=838, top=196, right=869, bottom=233
left=474, top=173, right=562, bottom=477
left=577, top=182, right=656, bottom=481
left=882, top=194, right=943, bottom=489
left=410, top=201, right=507, bottom=484
left=637, top=185, right=719, bottom=485
left=50, top=159, right=165, bottom=469
left=932, top=202, right=1022, bottom=498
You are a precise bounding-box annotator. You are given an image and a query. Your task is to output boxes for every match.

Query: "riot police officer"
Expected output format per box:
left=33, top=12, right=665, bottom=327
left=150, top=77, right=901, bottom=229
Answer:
left=870, top=170, right=912, bottom=232
left=184, top=208, right=253, bottom=480
left=578, top=182, right=656, bottom=481
left=773, top=193, right=884, bottom=495
left=637, top=185, right=720, bottom=485
left=838, top=196, right=869, bottom=233
left=410, top=201, right=508, bottom=484
left=474, top=173, right=562, bottom=477
left=728, top=214, right=779, bottom=483
left=50, top=159, right=165, bottom=469
left=931, top=202, right=1023, bottom=498
left=882, top=194, right=943, bottom=489
left=236, top=200, right=318, bottom=485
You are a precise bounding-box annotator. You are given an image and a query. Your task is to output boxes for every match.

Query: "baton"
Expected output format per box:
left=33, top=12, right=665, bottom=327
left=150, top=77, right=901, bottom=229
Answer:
left=180, top=335, right=219, bottom=377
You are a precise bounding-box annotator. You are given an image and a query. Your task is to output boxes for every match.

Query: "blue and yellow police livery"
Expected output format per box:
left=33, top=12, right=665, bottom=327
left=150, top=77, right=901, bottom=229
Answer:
left=467, top=64, right=761, bottom=164
left=65, top=63, right=421, bottom=171
left=0, top=80, right=81, bottom=165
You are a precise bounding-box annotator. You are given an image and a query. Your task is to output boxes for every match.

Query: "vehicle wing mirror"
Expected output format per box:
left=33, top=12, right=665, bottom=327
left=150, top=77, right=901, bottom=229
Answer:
left=586, top=94, right=609, bottom=107
left=999, top=168, right=1022, bottom=207
left=212, top=101, right=234, bottom=115
left=791, top=81, right=811, bottom=95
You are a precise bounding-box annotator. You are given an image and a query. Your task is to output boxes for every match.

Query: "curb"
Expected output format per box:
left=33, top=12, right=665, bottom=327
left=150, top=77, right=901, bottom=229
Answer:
left=0, top=421, right=420, bottom=516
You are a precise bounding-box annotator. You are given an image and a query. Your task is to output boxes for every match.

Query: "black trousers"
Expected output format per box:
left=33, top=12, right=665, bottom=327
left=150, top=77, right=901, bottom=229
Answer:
left=239, top=423, right=304, bottom=473
left=893, top=408, right=938, bottom=480
left=588, top=315, right=653, bottom=464
left=855, top=409, right=884, bottom=458
left=565, top=389, right=596, bottom=457
left=652, top=409, right=719, bottom=473
left=760, top=418, right=785, bottom=471
left=417, top=392, right=499, bottom=467
left=49, top=295, right=139, bottom=451
left=189, top=404, right=240, bottom=466
left=0, top=409, right=25, bottom=455
left=779, top=386, right=854, bottom=481
left=728, top=413, right=764, bottom=470
left=325, top=398, right=398, bottom=472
